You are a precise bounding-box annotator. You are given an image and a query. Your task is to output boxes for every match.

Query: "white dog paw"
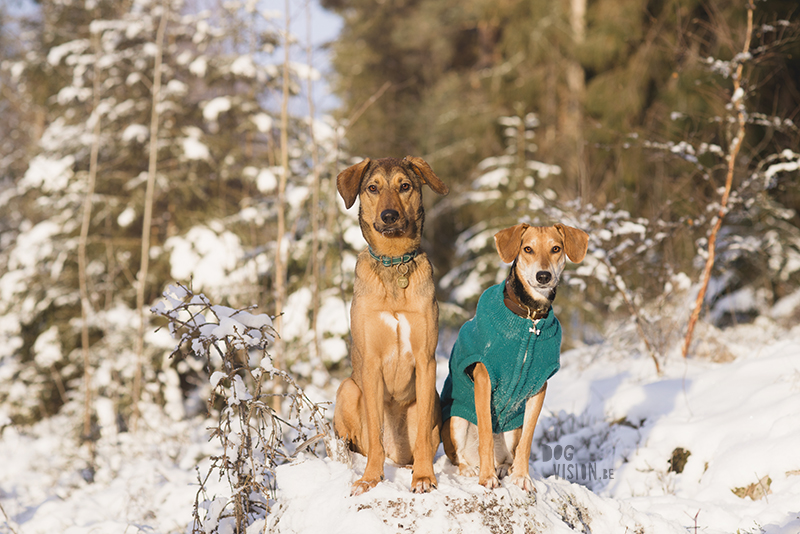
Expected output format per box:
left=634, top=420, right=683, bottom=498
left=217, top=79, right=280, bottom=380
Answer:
left=480, top=473, right=501, bottom=490
left=458, top=464, right=479, bottom=477
left=510, top=474, right=535, bottom=493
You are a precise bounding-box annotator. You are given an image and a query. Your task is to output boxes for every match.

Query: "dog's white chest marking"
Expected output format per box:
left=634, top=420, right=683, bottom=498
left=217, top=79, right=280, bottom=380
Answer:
left=379, top=312, right=416, bottom=401
left=397, top=314, right=413, bottom=356
left=380, top=311, right=398, bottom=329
left=380, top=312, right=414, bottom=359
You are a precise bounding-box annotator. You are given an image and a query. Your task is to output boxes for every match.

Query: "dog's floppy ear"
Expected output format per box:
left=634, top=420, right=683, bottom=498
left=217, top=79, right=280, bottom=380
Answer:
left=336, top=158, right=371, bottom=209
left=403, top=156, right=449, bottom=196
left=554, top=223, right=589, bottom=263
left=494, top=223, right=530, bottom=264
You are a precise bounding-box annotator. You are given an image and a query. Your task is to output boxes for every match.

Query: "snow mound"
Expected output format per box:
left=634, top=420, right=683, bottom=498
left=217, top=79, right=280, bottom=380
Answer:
left=267, top=454, right=683, bottom=534
left=0, top=410, right=215, bottom=534
left=2, top=317, right=799, bottom=534
left=268, top=321, right=800, bottom=534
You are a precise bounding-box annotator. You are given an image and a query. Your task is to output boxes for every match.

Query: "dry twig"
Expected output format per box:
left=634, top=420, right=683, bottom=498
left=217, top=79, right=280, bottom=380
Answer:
left=682, top=3, right=754, bottom=358
left=133, top=0, right=169, bottom=426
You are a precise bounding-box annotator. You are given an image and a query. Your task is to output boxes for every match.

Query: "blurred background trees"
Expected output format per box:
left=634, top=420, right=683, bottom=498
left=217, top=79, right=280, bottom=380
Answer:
left=323, top=0, right=800, bottom=333
left=0, top=0, right=798, bottom=432
left=0, top=0, right=354, bottom=428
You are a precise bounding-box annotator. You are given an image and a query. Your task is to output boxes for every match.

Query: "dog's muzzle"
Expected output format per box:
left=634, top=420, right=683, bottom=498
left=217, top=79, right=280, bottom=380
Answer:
left=374, top=210, right=407, bottom=236
left=526, top=271, right=558, bottom=302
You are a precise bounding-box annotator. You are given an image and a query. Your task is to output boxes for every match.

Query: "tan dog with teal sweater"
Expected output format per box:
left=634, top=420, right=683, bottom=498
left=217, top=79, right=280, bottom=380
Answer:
left=441, top=223, right=588, bottom=492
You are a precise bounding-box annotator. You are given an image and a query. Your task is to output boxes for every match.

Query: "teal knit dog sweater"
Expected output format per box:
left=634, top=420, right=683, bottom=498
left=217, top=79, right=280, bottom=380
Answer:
left=440, top=282, right=561, bottom=433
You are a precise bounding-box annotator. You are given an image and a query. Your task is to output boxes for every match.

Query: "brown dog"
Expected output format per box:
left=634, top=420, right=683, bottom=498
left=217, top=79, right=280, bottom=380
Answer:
left=441, top=223, right=588, bottom=492
left=333, top=156, right=449, bottom=495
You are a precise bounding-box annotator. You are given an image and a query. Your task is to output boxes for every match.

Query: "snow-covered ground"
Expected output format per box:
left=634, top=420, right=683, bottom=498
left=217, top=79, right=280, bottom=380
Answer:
left=2, top=318, right=799, bottom=534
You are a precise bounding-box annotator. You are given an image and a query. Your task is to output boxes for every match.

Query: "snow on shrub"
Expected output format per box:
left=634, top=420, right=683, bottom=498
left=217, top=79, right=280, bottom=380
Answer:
left=151, top=284, right=333, bottom=533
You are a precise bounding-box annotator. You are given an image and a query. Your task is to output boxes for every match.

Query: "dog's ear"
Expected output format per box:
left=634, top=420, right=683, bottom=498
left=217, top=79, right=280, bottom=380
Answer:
left=554, top=223, right=589, bottom=263
left=403, top=156, right=449, bottom=196
left=494, top=224, right=530, bottom=264
left=336, top=158, right=371, bottom=209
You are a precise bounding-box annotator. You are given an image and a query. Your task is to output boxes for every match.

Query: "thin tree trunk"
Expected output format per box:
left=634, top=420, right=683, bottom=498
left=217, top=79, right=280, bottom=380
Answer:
left=272, top=0, right=291, bottom=410
left=682, top=3, right=754, bottom=358
left=78, top=33, right=102, bottom=471
left=512, top=105, right=524, bottom=175
left=306, top=3, right=322, bottom=362
left=565, top=0, right=587, bottom=199
left=104, top=213, right=115, bottom=310
left=133, top=3, right=168, bottom=428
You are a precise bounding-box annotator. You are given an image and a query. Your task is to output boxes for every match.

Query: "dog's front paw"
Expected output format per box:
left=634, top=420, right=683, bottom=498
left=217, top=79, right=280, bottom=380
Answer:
left=510, top=474, right=535, bottom=493
left=458, top=464, right=479, bottom=477
left=350, top=476, right=381, bottom=496
left=479, top=473, right=500, bottom=490
left=411, top=474, right=437, bottom=494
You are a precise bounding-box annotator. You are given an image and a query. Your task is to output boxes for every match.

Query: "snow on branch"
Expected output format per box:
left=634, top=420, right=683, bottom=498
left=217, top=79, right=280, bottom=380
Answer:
left=151, top=283, right=333, bottom=534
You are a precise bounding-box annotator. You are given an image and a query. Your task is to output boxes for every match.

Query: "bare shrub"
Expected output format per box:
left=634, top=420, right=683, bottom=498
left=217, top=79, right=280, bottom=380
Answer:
left=152, top=283, right=332, bottom=534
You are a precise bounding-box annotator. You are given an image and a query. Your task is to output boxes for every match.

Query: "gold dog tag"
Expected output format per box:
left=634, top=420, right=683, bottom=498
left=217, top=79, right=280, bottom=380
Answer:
left=396, top=263, right=410, bottom=289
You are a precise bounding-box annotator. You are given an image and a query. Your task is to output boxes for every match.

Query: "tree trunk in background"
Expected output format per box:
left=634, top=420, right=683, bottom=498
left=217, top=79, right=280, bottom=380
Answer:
left=306, top=4, right=322, bottom=362
left=544, top=62, right=558, bottom=150
left=477, top=20, right=499, bottom=69
left=564, top=0, right=587, bottom=200
left=133, top=2, right=168, bottom=429
left=272, top=0, right=291, bottom=411
left=78, top=33, right=102, bottom=474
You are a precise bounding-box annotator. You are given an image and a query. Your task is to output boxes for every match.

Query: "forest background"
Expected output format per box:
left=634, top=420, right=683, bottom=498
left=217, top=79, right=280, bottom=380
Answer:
left=0, top=0, right=799, bottom=531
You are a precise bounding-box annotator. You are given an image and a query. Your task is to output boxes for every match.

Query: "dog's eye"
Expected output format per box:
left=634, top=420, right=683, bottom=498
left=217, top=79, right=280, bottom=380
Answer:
left=367, top=184, right=378, bottom=193
left=523, top=246, right=533, bottom=254
left=552, top=246, right=562, bottom=254
left=400, top=183, right=411, bottom=192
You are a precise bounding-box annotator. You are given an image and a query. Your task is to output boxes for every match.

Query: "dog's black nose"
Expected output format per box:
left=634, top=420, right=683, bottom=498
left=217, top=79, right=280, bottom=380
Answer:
left=536, top=271, right=552, bottom=284
left=381, top=209, right=400, bottom=224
